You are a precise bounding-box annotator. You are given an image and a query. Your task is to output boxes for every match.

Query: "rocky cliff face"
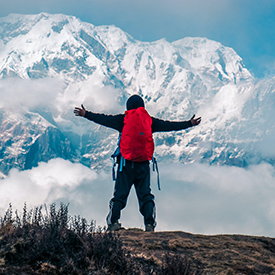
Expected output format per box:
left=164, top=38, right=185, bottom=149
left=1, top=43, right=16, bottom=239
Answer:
left=0, top=13, right=274, bottom=174
left=0, top=108, right=76, bottom=174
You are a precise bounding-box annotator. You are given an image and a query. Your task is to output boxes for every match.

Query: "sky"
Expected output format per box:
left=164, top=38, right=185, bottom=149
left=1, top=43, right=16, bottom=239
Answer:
left=1, top=0, right=275, bottom=78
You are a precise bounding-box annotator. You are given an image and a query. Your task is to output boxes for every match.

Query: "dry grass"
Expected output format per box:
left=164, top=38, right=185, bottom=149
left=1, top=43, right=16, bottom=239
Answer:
left=119, top=230, right=275, bottom=274
left=0, top=203, right=198, bottom=274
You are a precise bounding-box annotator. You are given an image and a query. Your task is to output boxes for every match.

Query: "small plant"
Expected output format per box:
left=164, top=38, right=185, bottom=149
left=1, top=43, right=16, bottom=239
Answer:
left=0, top=203, right=140, bottom=274
left=160, top=253, right=200, bottom=275
left=0, top=203, right=199, bottom=274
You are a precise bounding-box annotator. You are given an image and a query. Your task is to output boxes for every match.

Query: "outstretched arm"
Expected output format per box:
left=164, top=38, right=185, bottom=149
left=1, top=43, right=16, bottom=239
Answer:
left=74, top=104, right=124, bottom=132
left=151, top=114, right=201, bottom=133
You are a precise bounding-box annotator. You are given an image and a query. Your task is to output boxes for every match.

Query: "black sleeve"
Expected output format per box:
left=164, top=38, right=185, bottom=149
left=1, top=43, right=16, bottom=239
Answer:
left=84, top=111, right=124, bottom=132
left=151, top=116, right=193, bottom=133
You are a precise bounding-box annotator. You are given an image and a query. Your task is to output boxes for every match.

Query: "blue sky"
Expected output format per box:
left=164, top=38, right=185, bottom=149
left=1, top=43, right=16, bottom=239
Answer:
left=1, top=0, right=275, bottom=78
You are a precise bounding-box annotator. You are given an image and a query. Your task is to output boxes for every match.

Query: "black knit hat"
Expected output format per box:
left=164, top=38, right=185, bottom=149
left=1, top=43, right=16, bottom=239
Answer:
left=126, top=94, right=145, bottom=110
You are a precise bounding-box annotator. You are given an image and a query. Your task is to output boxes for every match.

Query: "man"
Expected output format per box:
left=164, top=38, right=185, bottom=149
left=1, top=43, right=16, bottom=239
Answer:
left=74, top=94, right=201, bottom=232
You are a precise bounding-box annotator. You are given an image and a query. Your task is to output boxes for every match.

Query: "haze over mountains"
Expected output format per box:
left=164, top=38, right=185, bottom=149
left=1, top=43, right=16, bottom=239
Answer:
left=1, top=12, right=274, bottom=176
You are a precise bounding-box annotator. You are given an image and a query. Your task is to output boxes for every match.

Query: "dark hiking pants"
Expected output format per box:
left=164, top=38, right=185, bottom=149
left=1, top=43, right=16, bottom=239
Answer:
left=106, top=160, right=156, bottom=227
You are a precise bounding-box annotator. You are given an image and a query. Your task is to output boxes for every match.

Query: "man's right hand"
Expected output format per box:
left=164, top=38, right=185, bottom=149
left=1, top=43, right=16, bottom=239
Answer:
left=74, top=104, right=86, bottom=117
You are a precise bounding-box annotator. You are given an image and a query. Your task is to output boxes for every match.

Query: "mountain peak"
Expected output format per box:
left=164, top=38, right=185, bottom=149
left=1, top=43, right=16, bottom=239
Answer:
left=172, top=36, right=251, bottom=82
left=0, top=13, right=250, bottom=82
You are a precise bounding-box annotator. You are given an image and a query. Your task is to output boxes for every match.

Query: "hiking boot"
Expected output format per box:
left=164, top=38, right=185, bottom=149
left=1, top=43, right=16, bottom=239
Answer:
left=107, top=222, right=122, bottom=232
left=145, top=224, right=155, bottom=232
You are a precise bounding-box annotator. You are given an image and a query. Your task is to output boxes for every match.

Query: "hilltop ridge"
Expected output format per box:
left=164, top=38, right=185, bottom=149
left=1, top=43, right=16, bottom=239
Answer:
left=0, top=203, right=274, bottom=274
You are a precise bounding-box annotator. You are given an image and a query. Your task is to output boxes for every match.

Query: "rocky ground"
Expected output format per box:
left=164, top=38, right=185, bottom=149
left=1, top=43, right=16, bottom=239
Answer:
left=119, top=229, right=275, bottom=274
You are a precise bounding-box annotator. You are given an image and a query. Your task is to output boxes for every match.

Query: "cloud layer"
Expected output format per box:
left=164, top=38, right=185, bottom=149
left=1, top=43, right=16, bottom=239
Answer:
left=0, top=77, right=124, bottom=116
left=1, top=159, right=275, bottom=237
left=0, top=78, right=62, bottom=113
left=155, top=162, right=275, bottom=236
left=0, top=158, right=112, bottom=227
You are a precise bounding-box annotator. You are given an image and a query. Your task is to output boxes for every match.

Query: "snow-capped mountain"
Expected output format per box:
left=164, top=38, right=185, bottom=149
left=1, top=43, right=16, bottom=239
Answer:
left=0, top=13, right=274, bottom=175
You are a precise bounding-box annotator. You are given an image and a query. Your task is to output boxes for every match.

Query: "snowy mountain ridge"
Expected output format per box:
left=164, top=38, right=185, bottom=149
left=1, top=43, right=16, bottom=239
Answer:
left=0, top=13, right=274, bottom=175
left=0, top=13, right=250, bottom=84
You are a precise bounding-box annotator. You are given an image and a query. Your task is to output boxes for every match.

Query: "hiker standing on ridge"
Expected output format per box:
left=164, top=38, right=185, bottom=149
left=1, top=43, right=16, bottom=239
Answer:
left=74, top=94, right=201, bottom=232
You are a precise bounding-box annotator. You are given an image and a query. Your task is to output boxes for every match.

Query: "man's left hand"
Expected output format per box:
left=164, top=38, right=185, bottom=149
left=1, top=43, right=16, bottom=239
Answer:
left=190, top=114, right=201, bottom=126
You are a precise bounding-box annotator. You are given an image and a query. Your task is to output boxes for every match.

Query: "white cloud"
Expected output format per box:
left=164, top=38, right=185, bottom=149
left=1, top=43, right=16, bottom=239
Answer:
left=0, top=76, right=125, bottom=115
left=1, top=159, right=275, bottom=237
left=0, top=159, right=107, bottom=224
left=0, top=77, right=125, bottom=133
left=0, top=77, right=62, bottom=113
left=67, top=78, right=125, bottom=114
left=154, top=162, right=275, bottom=236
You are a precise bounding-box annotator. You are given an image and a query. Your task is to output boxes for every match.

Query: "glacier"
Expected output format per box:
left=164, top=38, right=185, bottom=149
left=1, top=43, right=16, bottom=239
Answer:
left=0, top=12, right=274, bottom=175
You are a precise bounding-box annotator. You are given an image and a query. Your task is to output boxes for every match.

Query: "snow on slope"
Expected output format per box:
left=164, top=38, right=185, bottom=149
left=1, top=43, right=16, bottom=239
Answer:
left=0, top=13, right=274, bottom=174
